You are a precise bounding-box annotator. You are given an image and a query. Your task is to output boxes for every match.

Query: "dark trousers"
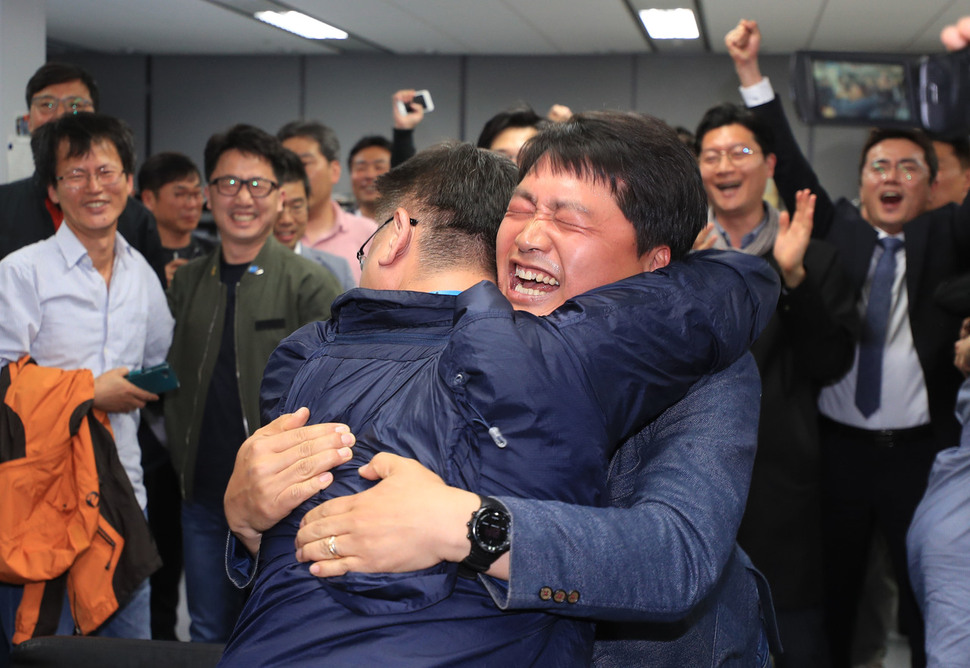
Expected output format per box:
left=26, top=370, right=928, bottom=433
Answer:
left=818, top=418, right=937, bottom=668
left=139, top=410, right=183, bottom=641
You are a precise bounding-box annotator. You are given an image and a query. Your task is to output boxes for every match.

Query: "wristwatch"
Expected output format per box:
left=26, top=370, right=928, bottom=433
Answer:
left=458, top=495, right=511, bottom=579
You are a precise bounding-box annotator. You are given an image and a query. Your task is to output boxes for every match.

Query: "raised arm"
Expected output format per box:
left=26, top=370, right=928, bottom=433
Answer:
left=726, top=19, right=837, bottom=238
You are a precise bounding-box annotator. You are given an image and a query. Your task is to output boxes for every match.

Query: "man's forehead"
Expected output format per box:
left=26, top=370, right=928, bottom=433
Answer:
left=36, top=79, right=91, bottom=99
left=57, top=137, right=119, bottom=164
left=168, top=174, right=201, bottom=189
left=283, top=135, right=325, bottom=158
left=281, top=180, right=307, bottom=198
left=867, top=138, right=925, bottom=162
left=352, top=147, right=390, bottom=163
left=700, top=123, right=759, bottom=150
left=212, top=149, right=274, bottom=175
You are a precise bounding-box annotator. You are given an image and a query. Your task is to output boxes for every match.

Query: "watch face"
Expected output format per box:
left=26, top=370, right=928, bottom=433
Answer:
left=473, top=508, right=510, bottom=553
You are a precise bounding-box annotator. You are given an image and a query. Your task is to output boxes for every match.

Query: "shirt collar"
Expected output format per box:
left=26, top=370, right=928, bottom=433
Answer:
left=54, top=222, right=128, bottom=269
left=710, top=204, right=770, bottom=250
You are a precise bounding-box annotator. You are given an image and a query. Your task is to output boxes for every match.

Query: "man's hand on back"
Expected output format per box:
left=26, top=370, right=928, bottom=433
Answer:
left=295, top=453, right=481, bottom=577
left=224, top=407, right=355, bottom=555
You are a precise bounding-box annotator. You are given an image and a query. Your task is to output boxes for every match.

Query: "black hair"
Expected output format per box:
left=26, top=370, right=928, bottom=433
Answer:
left=476, top=106, right=547, bottom=150
left=280, top=147, right=311, bottom=197
left=26, top=62, right=100, bottom=111
left=929, top=133, right=970, bottom=170
left=348, top=135, right=393, bottom=169
left=694, top=103, right=775, bottom=156
left=518, top=110, right=707, bottom=261
left=137, top=152, right=200, bottom=195
left=277, top=120, right=340, bottom=163
left=374, top=142, right=517, bottom=278
left=204, top=124, right=287, bottom=183
left=859, top=128, right=938, bottom=184
left=34, top=112, right=135, bottom=189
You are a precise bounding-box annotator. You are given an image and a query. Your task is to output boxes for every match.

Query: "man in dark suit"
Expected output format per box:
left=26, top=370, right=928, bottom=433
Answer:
left=726, top=19, right=970, bottom=668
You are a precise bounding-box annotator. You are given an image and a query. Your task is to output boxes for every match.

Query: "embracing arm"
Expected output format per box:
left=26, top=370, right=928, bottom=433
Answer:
left=489, top=355, right=760, bottom=620
left=296, top=355, right=761, bottom=622
left=531, top=250, right=777, bottom=441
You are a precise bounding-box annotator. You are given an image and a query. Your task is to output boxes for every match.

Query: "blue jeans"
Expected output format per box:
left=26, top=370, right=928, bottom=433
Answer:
left=181, top=499, right=246, bottom=643
left=0, top=578, right=150, bottom=668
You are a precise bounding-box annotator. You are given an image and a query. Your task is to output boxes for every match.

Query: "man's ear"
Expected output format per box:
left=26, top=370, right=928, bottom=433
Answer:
left=47, top=183, right=60, bottom=206
left=141, top=189, right=157, bottom=213
left=329, top=160, right=342, bottom=185
left=204, top=185, right=212, bottom=211
left=639, top=245, right=671, bottom=272
left=765, top=152, right=777, bottom=179
left=124, top=174, right=134, bottom=199
left=375, top=207, right=416, bottom=268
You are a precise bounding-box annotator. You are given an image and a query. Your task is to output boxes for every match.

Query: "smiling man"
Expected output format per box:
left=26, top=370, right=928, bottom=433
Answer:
left=728, top=19, right=970, bottom=667
left=163, top=124, right=342, bottom=644
left=0, top=113, right=172, bottom=652
left=278, top=121, right=377, bottom=284
left=224, top=116, right=782, bottom=667
left=272, top=148, right=354, bottom=291
left=0, top=62, right=166, bottom=282
left=138, top=152, right=212, bottom=286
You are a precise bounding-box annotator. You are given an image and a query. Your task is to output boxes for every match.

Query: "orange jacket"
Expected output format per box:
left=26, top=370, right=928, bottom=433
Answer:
left=0, top=356, right=160, bottom=642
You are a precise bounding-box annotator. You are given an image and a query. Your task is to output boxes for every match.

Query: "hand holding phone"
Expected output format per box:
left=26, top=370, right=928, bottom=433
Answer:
left=125, top=362, right=180, bottom=394
left=394, top=89, right=434, bottom=119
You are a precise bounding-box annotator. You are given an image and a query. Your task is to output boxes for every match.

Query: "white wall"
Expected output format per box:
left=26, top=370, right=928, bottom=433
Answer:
left=0, top=0, right=46, bottom=183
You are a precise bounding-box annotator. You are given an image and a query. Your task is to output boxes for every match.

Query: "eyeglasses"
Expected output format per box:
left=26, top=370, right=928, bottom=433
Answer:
left=699, top=144, right=761, bottom=167
left=357, top=216, right=418, bottom=269
left=209, top=176, right=279, bottom=198
left=282, top=199, right=308, bottom=215
left=865, top=159, right=926, bottom=182
left=56, top=166, right=125, bottom=190
left=31, top=95, right=94, bottom=117
left=172, top=188, right=204, bottom=202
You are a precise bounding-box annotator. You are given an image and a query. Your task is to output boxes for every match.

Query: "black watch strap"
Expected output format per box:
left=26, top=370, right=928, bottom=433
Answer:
left=458, top=495, right=511, bottom=579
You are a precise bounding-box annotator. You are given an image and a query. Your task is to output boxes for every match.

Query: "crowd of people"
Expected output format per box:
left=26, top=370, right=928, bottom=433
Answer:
left=0, top=14, right=969, bottom=668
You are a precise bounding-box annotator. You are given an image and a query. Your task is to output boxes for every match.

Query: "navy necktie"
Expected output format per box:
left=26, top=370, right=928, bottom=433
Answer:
left=855, top=237, right=903, bottom=418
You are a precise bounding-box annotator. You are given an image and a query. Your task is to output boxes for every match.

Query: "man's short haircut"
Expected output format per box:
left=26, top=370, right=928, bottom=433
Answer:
left=277, top=120, right=340, bottom=163
left=930, top=133, right=970, bottom=170
left=476, top=106, right=547, bottom=150
left=204, top=124, right=287, bottom=183
left=348, top=135, right=392, bottom=169
left=137, top=152, right=200, bottom=195
left=34, top=112, right=135, bottom=189
left=280, top=147, right=311, bottom=197
left=858, top=128, right=938, bottom=184
left=517, top=110, right=707, bottom=261
left=373, top=142, right=517, bottom=278
left=694, top=103, right=775, bottom=156
left=25, top=62, right=100, bottom=111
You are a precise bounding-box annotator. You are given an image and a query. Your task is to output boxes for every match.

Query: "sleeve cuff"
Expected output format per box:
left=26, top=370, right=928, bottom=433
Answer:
left=225, top=531, right=258, bottom=589
left=740, top=77, right=775, bottom=108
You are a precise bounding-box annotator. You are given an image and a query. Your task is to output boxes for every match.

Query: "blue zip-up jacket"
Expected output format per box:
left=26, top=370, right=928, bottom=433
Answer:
left=220, top=250, right=778, bottom=667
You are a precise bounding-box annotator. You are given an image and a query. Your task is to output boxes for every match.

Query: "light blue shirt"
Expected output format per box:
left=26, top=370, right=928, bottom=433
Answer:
left=0, top=223, right=173, bottom=508
left=818, top=230, right=930, bottom=429
left=907, top=377, right=970, bottom=666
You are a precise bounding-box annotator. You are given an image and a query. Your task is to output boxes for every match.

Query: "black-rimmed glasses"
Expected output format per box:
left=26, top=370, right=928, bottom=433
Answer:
left=209, top=176, right=279, bottom=198
left=357, top=216, right=419, bottom=269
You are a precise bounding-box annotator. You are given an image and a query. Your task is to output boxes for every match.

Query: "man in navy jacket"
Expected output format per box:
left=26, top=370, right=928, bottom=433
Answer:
left=226, top=115, right=783, bottom=665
